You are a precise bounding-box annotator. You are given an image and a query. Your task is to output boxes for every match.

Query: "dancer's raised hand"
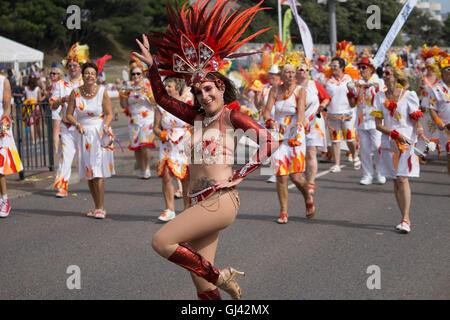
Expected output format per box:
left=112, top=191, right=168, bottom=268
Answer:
left=132, top=34, right=154, bottom=68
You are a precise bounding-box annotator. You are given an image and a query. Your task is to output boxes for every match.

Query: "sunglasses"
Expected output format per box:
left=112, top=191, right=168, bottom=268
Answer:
left=131, top=72, right=142, bottom=76
left=331, top=64, right=340, bottom=69
left=383, top=71, right=392, bottom=76
left=297, top=68, right=307, bottom=72
left=67, top=63, right=79, bottom=68
left=358, top=65, right=368, bottom=70
left=50, top=72, right=58, bottom=75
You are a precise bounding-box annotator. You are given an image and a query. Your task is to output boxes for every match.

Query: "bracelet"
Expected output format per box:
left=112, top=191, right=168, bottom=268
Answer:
left=265, top=118, right=273, bottom=128
left=390, top=130, right=400, bottom=140
left=434, top=117, right=443, bottom=126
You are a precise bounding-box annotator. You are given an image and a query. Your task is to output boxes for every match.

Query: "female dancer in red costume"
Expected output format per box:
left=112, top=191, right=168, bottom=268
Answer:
left=133, top=0, right=276, bottom=300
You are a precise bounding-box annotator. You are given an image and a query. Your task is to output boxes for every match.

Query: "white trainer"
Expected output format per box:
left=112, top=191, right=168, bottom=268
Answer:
left=375, top=175, right=386, bottom=185
left=94, top=209, right=107, bottom=219
left=0, top=199, right=10, bottom=218
left=266, top=175, right=276, bottom=183
left=395, top=220, right=411, bottom=233
left=359, top=176, right=373, bottom=185
left=158, top=209, right=176, bottom=222
left=329, top=165, right=341, bottom=173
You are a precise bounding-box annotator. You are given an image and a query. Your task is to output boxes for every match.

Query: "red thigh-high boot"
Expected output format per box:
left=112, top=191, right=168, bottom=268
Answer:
left=197, top=288, right=222, bottom=300
left=168, top=243, right=245, bottom=300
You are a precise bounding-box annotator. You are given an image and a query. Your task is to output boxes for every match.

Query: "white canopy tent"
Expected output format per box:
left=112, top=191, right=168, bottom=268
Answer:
left=0, top=36, right=44, bottom=73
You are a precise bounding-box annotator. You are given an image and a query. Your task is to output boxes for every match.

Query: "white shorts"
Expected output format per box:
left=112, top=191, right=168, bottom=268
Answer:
left=327, top=112, right=356, bottom=142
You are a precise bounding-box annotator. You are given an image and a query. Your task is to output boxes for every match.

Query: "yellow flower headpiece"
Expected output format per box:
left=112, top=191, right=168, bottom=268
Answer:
left=439, top=55, right=449, bottom=70
left=279, top=51, right=304, bottom=69
left=62, top=43, right=90, bottom=69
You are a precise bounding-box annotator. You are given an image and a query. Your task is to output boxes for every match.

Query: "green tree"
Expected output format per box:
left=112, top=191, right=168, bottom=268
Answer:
left=443, top=15, right=450, bottom=46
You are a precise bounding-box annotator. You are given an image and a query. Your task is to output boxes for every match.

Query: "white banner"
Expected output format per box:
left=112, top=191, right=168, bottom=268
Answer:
left=280, top=0, right=301, bottom=6
left=373, top=0, right=418, bottom=68
left=287, top=0, right=314, bottom=61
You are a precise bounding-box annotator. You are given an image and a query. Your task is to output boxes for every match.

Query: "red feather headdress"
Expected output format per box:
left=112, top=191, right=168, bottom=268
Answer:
left=147, top=0, right=271, bottom=88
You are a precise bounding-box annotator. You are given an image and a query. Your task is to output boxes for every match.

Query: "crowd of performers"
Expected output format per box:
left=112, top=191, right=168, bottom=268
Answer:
left=0, top=0, right=448, bottom=301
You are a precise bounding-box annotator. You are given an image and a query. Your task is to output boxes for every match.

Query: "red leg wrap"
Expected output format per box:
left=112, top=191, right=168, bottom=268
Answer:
left=168, top=243, right=220, bottom=284
left=197, top=288, right=222, bottom=300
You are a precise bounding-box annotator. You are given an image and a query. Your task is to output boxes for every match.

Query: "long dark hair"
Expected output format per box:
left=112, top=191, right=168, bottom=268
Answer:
left=192, top=72, right=238, bottom=111
left=27, top=75, right=38, bottom=90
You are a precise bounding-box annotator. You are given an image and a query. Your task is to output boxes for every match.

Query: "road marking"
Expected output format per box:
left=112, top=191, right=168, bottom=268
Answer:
left=288, top=165, right=347, bottom=189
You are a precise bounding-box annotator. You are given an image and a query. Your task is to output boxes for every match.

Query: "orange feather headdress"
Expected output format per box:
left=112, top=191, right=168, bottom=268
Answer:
left=335, top=40, right=356, bottom=63
left=147, top=0, right=271, bottom=88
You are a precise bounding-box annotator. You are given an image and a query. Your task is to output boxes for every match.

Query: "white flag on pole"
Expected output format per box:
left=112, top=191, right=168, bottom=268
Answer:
left=280, top=0, right=301, bottom=6
left=287, top=0, right=313, bottom=61
left=373, top=0, right=418, bottom=68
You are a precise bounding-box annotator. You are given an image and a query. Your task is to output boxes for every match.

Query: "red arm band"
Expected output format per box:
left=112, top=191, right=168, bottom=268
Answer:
left=229, top=109, right=279, bottom=180
left=409, top=111, right=424, bottom=120
left=390, top=130, right=400, bottom=140
left=147, top=63, right=200, bottom=125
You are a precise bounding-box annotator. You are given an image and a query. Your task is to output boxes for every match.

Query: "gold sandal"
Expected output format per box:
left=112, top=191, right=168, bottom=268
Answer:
left=216, top=267, right=245, bottom=300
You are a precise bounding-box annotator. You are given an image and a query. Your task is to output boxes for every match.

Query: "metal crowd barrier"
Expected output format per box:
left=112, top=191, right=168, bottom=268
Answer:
left=14, top=102, right=54, bottom=180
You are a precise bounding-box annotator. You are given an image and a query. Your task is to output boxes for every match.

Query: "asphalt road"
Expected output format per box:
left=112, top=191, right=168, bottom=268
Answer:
left=0, top=152, right=449, bottom=300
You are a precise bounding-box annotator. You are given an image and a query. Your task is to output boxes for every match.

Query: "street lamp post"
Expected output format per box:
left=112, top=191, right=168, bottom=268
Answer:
left=318, top=0, right=347, bottom=56
left=329, top=0, right=337, bottom=56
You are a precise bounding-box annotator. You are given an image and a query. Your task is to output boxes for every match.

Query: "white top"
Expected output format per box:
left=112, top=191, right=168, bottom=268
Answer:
left=373, top=90, right=421, bottom=149
left=74, top=86, right=106, bottom=127
left=24, top=86, right=39, bottom=101
left=273, top=86, right=302, bottom=141
left=302, top=80, right=320, bottom=125
left=51, top=76, right=83, bottom=124
left=126, top=82, right=155, bottom=125
left=325, top=74, right=353, bottom=115
left=428, top=80, right=450, bottom=125
left=355, top=76, right=384, bottom=130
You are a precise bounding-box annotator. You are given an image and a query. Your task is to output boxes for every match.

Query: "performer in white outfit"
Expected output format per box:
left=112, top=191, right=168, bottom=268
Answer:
left=372, top=63, right=429, bottom=234
left=325, top=57, right=360, bottom=173
left=153, top=77, right=191, bottom=222
left=348, top=56, right=386, bottom=185
left=415, top=45, right=444, bottom=157
left=296, top=59, right=328, bottom=197
left=66, top=62, right=114, bottom=219
left=264, top=62, right=311, bottom=223
left=0, top=75, right=23, bottom=218
left=51, top=43, right=87, bottom=197
left=120, top=60, right=156, bottom=179
left=427, top=57, right=450, bottom=174
left=47, top=67, right=64, bottom=155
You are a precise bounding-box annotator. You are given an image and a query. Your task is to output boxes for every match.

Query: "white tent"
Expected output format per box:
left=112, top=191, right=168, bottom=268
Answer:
left=0, top=36, right=44, bottom=73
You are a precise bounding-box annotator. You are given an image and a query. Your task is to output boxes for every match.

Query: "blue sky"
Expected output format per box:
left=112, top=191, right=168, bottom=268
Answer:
left=435, top=0, right=449, bottom=14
